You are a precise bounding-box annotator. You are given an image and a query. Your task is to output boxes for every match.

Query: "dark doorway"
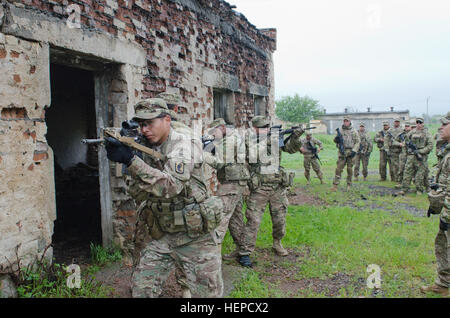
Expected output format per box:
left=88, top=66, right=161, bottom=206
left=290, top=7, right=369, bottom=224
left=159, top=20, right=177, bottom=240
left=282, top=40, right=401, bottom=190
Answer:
left=46, top=63, right=102, bottom=264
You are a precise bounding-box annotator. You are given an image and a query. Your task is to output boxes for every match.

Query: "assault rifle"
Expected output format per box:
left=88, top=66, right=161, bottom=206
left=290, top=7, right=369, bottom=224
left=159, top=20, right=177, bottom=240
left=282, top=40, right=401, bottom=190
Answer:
left=81, top=120, right=165, bottom=162
left=398, top=131, right=407, bottom=143
left=306, top=140, right=322, bottom=165
left=269, top=125, right=316, bottom=148
left=335, top=128, right=345, bottom=155
left=406, top=141, right=423, bottom=161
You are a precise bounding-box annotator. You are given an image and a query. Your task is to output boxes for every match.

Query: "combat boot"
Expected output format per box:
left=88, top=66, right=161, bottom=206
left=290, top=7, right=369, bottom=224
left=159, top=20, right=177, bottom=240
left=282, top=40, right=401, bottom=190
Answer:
left=331, top=184, right=338, bottom=191
left=363, top=176, right=367, bottom=181
left=272, top=239, right=288, bottom=256
left=346, top=184, right=351, bottom=192
left=319, top=177, right=324, bottom=184
left=239, top=255, right=253, bottom=268
left=354, top=176, right=358, bottom=182
left=396, top=190, right=406, bottom=196
left=306, top=179, right=310, bottom=186
left=420, top=284, right=449, bottom=296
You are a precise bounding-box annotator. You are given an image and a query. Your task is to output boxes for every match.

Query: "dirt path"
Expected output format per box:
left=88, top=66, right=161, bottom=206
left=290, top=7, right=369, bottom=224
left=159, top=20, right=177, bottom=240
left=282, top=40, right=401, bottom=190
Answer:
left=93, top=262, right=246, bottom=298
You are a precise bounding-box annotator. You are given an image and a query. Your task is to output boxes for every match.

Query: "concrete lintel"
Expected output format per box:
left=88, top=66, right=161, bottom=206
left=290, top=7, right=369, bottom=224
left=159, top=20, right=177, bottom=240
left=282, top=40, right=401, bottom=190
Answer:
left=2, top=4, right=146, bottom=67
left=202, top=68, right=241, bottom=92
left=248, top=82, right=269, bottom=97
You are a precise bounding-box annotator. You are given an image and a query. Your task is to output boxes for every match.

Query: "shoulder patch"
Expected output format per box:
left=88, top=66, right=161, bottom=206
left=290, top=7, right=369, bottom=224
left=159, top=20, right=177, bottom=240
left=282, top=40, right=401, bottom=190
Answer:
left=175, top=162, right=184, bottom=174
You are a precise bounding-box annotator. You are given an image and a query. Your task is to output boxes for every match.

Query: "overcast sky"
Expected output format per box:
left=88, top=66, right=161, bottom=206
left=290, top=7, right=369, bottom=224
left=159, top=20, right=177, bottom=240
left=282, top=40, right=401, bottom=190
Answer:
left=228, top=0, right=450, bottom=116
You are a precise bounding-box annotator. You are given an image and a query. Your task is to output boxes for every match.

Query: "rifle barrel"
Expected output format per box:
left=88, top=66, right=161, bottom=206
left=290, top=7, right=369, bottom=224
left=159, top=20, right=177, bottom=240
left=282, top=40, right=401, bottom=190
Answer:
left=81, top=138, right=104, bottom=144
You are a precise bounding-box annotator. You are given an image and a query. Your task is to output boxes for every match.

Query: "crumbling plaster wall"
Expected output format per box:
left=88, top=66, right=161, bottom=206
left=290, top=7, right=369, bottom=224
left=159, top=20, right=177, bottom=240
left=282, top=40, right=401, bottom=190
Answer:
left=0, top=32, right=56, bottom=270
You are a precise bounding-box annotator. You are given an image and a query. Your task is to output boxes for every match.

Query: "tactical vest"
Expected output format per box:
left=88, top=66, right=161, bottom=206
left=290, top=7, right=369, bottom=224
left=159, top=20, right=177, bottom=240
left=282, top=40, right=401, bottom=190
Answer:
left=249, top=136, right=293, bottom=188
left=128, top=136, right=209, bottom=236
left=407, top=129, right=431, bottom=155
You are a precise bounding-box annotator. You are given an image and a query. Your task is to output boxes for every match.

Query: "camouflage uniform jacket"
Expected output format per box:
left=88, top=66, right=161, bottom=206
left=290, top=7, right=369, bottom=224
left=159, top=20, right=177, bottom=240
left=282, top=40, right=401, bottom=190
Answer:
left=203, top=129, right=250, bottom=183
left=374, top=129, right=389, bottom=149
left=405, top=127, right=433, bottom=156
left=436, top=143, right=450, bottom=224
left=357, top=131, right=373, bottom=155
left=436, top=133, right=448, bottom=161
left=247, top=129, right=300, bottom=186
left=384, top=126, right=404, bottom=153
left=335, top=124, right=360, bottom=153
left=299, top=137, right=323, bottom=156
left=127, top=129, right=207, bottom=233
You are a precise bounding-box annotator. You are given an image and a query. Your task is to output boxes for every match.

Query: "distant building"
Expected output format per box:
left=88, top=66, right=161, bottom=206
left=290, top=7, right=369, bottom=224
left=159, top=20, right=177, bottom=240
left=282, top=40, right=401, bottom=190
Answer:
left=319, top=107, right=410, bottom=134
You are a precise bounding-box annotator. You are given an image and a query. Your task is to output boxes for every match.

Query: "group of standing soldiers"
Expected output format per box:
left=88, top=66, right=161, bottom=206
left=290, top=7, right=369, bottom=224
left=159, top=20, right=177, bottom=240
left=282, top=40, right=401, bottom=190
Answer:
left=374, top=117, right=433, bottom=195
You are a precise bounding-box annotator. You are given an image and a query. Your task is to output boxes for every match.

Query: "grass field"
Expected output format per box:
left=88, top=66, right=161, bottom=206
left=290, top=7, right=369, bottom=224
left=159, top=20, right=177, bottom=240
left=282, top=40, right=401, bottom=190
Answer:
left=223, top=125, right=445, bottom=298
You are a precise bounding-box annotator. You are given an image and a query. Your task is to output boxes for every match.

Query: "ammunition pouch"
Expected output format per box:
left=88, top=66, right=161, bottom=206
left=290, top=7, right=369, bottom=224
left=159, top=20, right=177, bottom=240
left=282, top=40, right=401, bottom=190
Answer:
left=427, top=189, right=445, bottom=215
left=199, top=196, right=224, bottom=233
left=219, top=164, right=250, bottom=182
left=182, top=196, right=224, bottom=239
left=182, top=203, right=204, bottom=238
left=281, top=168, right=295, bottom=187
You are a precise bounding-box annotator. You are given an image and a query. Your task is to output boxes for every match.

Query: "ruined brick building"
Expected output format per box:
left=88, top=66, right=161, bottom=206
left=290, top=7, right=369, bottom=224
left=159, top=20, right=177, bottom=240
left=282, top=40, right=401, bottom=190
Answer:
left=0, top=0, right=276, bottom=269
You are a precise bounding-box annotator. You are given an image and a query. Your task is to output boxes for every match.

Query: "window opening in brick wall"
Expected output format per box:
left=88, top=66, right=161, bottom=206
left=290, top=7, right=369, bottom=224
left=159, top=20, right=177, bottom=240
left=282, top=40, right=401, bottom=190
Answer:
left=213, top=89, right=234, bottom=124
left=254, top=95, right=266, bottom=116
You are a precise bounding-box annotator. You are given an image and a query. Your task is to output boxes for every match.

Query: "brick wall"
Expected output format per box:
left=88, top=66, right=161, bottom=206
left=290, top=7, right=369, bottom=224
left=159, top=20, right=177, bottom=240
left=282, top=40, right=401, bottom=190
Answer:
left=0, top=0, right=276, bottom=267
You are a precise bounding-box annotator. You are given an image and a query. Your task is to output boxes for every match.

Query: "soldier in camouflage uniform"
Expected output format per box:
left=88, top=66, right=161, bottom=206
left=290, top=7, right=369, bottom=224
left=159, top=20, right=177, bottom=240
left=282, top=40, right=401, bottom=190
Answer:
left=374, top=121, right=393, bottom=181
left=353, top=123, right=373, bottom=181
left=331, top=116, right=360, bottom=191
left=298, top=132, right=324, bottom=185
left=420, top=113, right=450, bottom=296
left=203, top=118, right=249, bottom=258
left=395, top=121, right=412, bottom=187
left=398, top=117, right=434, bottom=195
left=237, top=116, right=302, bottom=267
left=383, top=118, right=404, bottom=182
left=105, top=98, right=224, bottom=298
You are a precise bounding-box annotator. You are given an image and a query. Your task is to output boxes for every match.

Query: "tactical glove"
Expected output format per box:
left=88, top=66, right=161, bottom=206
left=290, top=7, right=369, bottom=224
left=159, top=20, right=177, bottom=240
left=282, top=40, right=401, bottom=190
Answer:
left=105, top=137, right=134, bottom=165
left=440, top=220, right=449, bottom=231
left=350, top=151, right=356, bottom=158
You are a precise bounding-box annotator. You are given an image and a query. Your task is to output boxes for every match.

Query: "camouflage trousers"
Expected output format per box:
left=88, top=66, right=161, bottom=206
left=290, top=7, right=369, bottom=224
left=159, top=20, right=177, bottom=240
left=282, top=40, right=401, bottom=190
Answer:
left=303, top=155, right=323, bottom=181
left=239, top=185, right=288, bottom=256
left=401, top=155, right=429, bottom=192
left=131, top=231, right=223, bottom=298
left=434, top=226, right=450, bottom=288
left=353, top=153, right=370, bottom=178
left=333, top=151, right=354, bottom=186
left=388, top=150, right=401, bottom=182
left=215, top=182, right=249, bottom=245
left=379, top=150, right=395, bottom=181
left=397, top=152, right=407, bottom=183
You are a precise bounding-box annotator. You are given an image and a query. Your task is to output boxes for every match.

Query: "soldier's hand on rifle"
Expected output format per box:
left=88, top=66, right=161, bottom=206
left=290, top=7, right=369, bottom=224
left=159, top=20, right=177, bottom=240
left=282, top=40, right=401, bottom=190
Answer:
left=300, top=147, right=306, bottom=154
left=105, top=137, right=134, bottom=165
left=350, top=151, right=356, bottom=158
